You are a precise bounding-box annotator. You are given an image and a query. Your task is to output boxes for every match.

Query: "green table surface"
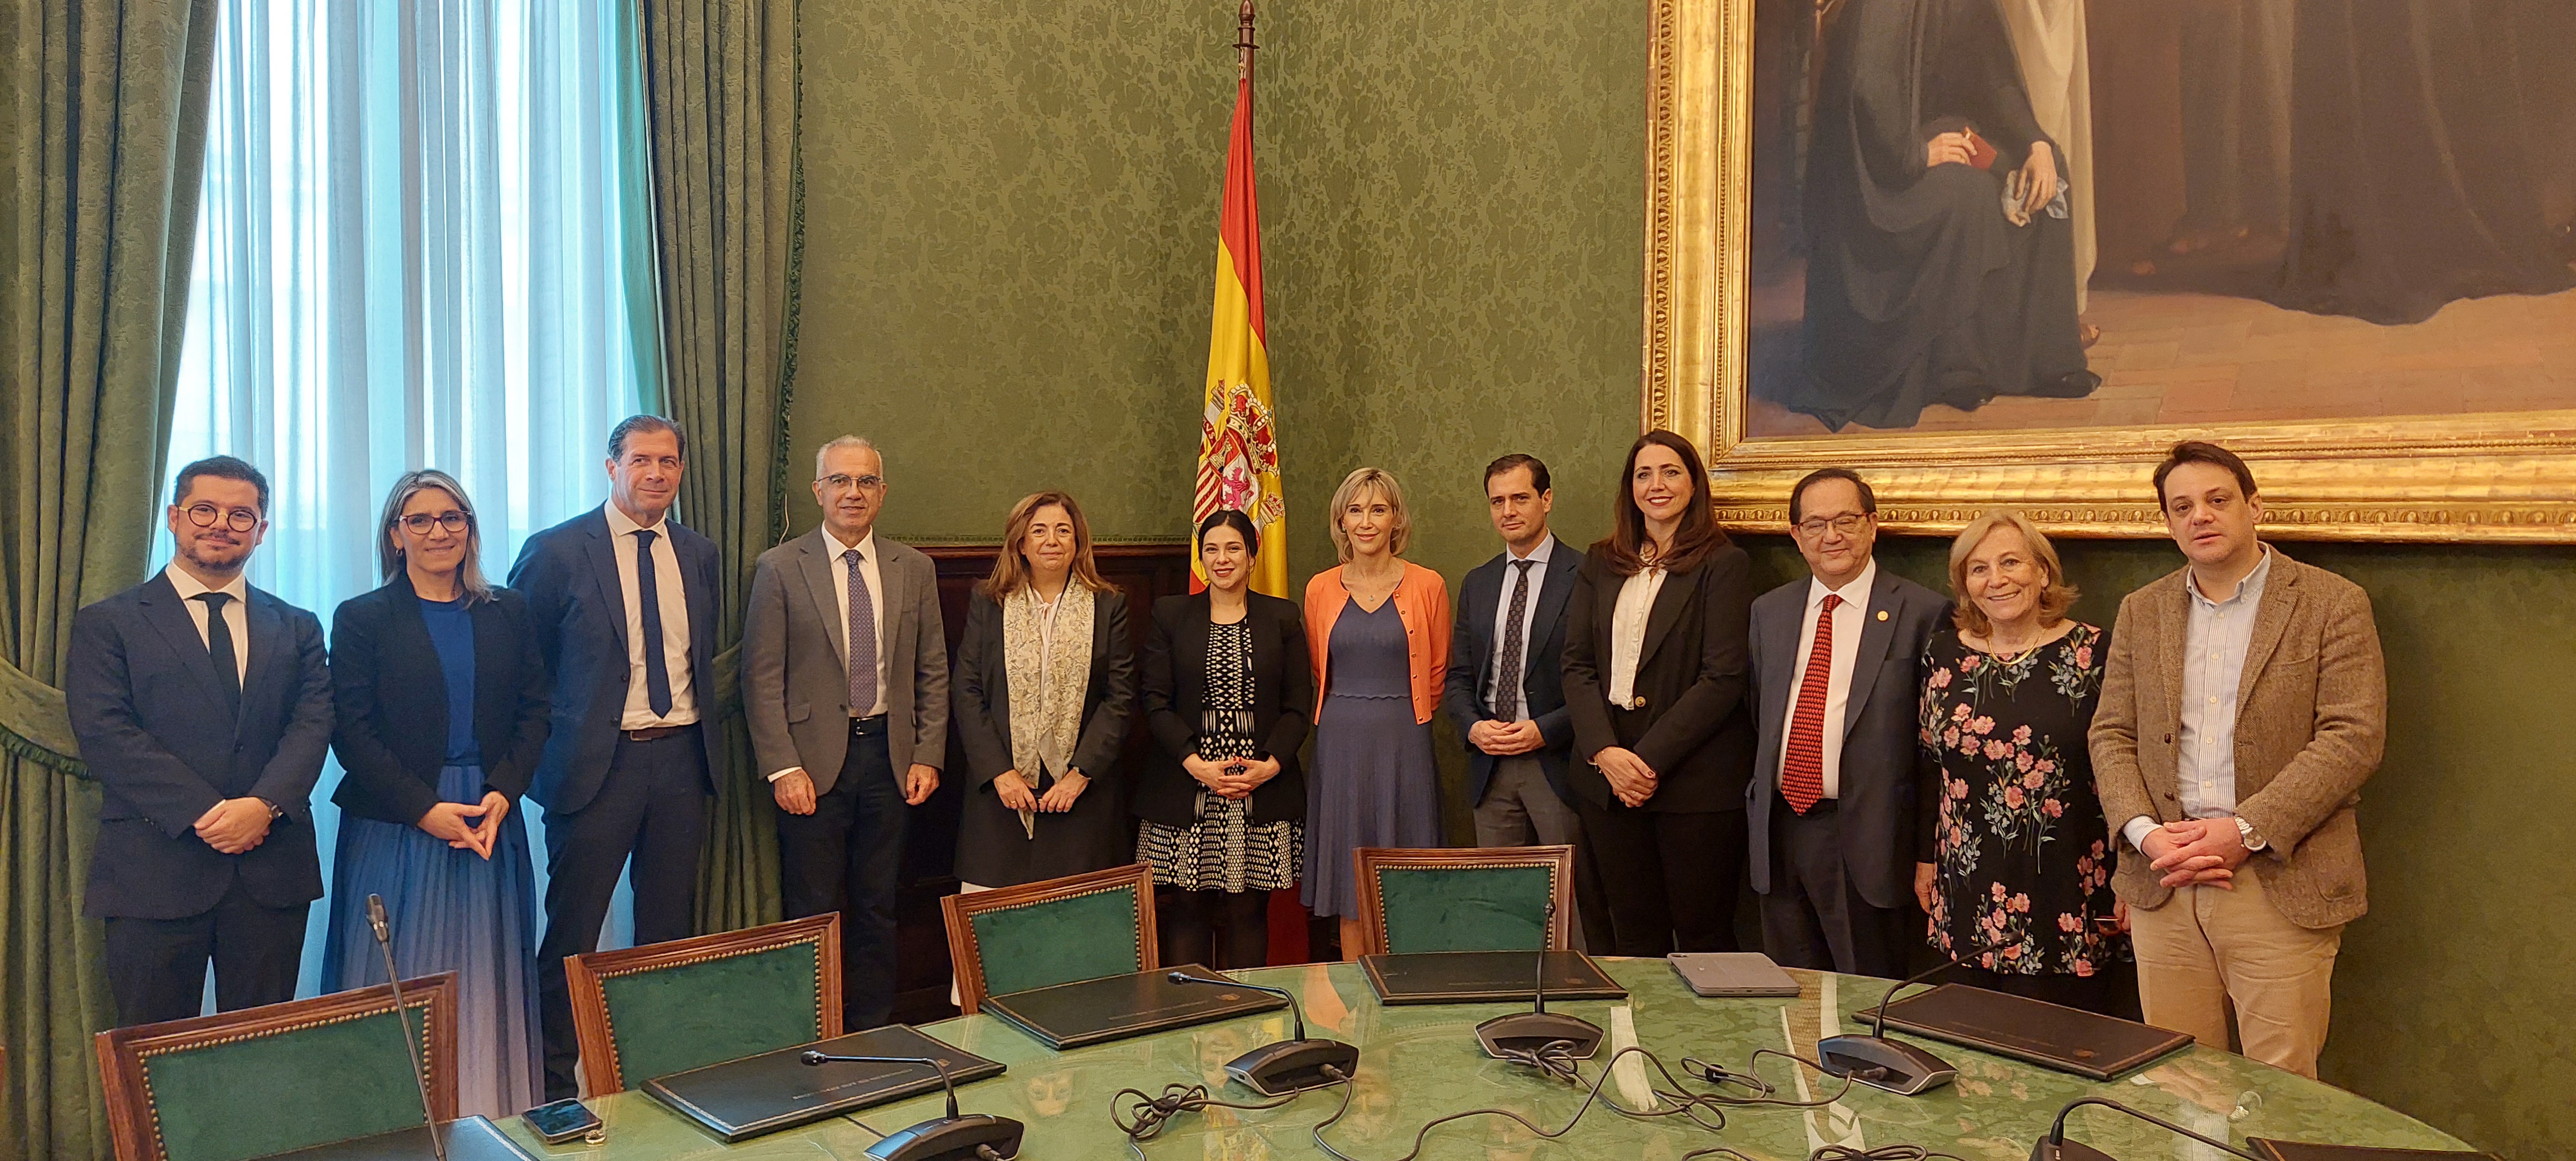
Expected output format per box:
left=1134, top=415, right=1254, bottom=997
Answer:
left=500, top=958, right=2468, bottom=1159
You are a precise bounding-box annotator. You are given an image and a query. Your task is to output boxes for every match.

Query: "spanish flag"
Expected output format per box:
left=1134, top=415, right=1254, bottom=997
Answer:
left=1192, top=63, right=1287, bottom=597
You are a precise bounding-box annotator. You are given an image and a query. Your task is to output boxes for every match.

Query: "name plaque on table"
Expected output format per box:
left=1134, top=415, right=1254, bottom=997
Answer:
left=2249, top=1142, right=2499, bottom=1161
left=641, top=1025, right=1006, bottom=1143
left=1360, top=950, right=1627, bottom=1006
left=262, top=1116, right=535, bottom=1160
left=1866, top=983, right=2193, bottom=1081
left=980, top=963, right=1288, bottom=1050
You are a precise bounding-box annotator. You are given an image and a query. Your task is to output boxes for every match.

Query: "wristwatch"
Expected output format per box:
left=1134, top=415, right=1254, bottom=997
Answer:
left=253, top=797, right=286, bottom=822
left=2233, top=816, right=2267, bottom=852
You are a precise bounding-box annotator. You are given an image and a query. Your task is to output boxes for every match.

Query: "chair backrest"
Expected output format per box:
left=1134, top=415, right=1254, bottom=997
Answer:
left=564, top=913, right=842, bottom=1095
left=1354, top=845, right=1575, bottom=956
left=95, top=973, right=457, bottom=1161
left=942, top=863, right=1158, bottom=1014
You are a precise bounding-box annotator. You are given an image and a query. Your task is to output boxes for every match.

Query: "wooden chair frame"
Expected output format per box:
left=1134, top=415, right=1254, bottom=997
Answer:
left=94, top=973, right=458, bottom=1161
left=563, top=913, right=842, bottom=1096
left=941, top=862, right=1158, bottom=1016
left=1353, top=845, right=1577, bottom=957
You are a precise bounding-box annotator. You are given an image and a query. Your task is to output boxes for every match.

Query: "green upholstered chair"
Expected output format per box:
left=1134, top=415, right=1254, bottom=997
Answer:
left=943, top=863, right=1159, bottom=1014
left=565, top=913, right=842, bottom=1094
left=94, top=973, right=457, bottom=1161
left=1354, top=845, right=1576, bottom=956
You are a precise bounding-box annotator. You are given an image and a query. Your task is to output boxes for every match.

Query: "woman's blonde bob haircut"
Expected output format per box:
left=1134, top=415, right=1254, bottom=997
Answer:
left=1326, top=467, right=1412, bottom=563
left=377, top=469, right=493, bottom=605
left=980, top=490, right=1112, bottom=599
left=1947, top=508, right=2079, bottom=638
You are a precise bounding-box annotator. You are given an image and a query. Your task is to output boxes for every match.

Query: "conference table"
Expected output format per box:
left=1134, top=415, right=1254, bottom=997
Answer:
left=497, top=958, right=2469, bottom=1159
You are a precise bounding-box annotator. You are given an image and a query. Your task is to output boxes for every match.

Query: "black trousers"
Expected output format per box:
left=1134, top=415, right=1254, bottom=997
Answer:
left=1157, top=886, right=1270, bottom=971
left=777, top=719, right=906, bottom=1031
left=1758, top=799, right=1909, bottom=978
left=103, top=877, right=308, bottom=1027
left=536, top=726, right=710, bottom=1099
left=1571, top=799, right=1745, bottom=957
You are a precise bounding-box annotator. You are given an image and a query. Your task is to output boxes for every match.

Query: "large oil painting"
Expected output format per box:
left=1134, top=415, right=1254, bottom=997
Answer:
left=1643, top=0, right=2576, bottom=540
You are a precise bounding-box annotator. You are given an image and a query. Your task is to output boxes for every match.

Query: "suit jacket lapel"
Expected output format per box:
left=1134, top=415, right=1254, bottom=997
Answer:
left=139, top=574, right=234, bottom=715
left=581, top=515, right=631, bottom=654
left=1524, top=547, right=1580, bottom=686
left=799, top=531, right=849, bottom=669
left=1758, top=593, right=1802, bottom=736
left=1838, top=572, right=1902, bottom=739
left=1635, top=562, right=1696, bottom=669
left=2155, top=570, right=2191, bottom=730
left=1191, top=592, right=1221, bottom=712
left=2236, top=549, right=2299, bottom=714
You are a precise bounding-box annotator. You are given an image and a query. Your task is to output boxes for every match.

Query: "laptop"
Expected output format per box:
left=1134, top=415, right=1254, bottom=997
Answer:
left=1667, top=953, right=1803, bottom=998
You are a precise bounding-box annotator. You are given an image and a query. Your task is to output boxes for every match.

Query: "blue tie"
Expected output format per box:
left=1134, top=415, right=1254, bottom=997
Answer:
left=635, top=529, right=673, bottom=717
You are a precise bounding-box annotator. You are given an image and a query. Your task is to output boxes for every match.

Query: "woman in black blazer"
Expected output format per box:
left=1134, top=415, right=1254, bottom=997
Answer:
left=1562, top=431, right=1755, bottom=957
left=1135, top=510, right=1310, bottom=969
left=952, top=491, right=1139, bottom=889
left=321, top=470, right=550, bottom=1117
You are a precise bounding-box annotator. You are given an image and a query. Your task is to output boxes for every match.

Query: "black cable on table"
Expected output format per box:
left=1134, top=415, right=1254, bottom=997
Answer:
left=1310, top=1044, right=1767, bottom=1161
left=1806, top=1145, right=1971, bottom=1161
left=1109, top=1072, right=1352, bottom=1160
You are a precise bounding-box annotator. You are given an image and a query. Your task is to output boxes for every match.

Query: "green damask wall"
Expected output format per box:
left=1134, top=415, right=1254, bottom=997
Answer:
left=797, top=1, right=2572, bottom=1155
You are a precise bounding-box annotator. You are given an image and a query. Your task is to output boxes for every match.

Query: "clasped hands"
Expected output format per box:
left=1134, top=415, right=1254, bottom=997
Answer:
left=2140, top=817, right=2251, bottom=890
left=413, top=792, right=513, bottom=860
left=1593, top=746, right=1657, bottom=808
left=994, top=768, right=1091, bottom=814
left=1184, top=754, right=1282, bottom=801
left=193, top=797, right=276, bottom=855
left=1926, top=131, right=2057, bottom=218
left=1466, top=719, right=1545, bottom=757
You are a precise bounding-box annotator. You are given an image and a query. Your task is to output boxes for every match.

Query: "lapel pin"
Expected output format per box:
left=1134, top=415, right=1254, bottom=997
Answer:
left=1876, top=610, right=1889, bottom=622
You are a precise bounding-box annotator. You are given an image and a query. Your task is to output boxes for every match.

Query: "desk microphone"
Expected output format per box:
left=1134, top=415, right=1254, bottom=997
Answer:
left=1475, top=901, right=1604, bottom=1062
left=365, top=894, right=447, bottom=1161
left=800, top=1051, right=1024, bottom=1161
left=1812, top=959, right=1958, bottom=1096
left=2029, top=1096, right=2267, bottom=1161
left=1164, top=970, right=1360, bottom=1095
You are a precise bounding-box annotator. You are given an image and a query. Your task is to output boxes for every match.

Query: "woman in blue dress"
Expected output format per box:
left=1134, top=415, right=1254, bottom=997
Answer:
left=323, top=469, right=549, bottom=1116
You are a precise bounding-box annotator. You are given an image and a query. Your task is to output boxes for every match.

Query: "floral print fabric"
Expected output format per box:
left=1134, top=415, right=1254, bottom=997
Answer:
left=1919, top=622, right=2128, bottom=977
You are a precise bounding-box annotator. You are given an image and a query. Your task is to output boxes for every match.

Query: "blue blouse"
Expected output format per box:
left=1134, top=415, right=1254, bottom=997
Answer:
left=419, top=593, right=480, bottom=766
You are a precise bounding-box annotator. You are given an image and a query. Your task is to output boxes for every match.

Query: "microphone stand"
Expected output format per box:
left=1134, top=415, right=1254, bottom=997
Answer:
left=1811, top=959, right=1959, bottom=1096
left=365, top=894, right=447, bottom=1161
left=1164, top=970, right=1360, bottom=1095
left=801, top=1051, right=1024, bottom=1161
left=2029, top=1097, right=2268, bottom=1161
left=1474, top=900, right=1604, bottom=1064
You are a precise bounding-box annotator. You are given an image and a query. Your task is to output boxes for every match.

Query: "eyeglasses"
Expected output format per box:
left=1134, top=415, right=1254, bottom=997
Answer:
left=817, top=474, right=885, bottom=492
left=1793, top=513, right=1872, bottom=538
left=183, top=503, right=261, bottom=531
left=397, top=512, right=471, bottom=534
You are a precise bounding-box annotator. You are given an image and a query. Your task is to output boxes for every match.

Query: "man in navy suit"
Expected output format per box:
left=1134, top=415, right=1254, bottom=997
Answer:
left=70, top=456, right=334, bottom=1027
left=1442, top=454, right=1611, bottom=950
left=509, top=415, right=725, bottom=1100
left=1747, top=468, right=1946, bottom=978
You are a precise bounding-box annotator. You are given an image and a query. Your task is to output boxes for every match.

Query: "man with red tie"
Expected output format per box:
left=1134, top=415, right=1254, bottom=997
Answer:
left=1746, top=469, right=1947, bottom=978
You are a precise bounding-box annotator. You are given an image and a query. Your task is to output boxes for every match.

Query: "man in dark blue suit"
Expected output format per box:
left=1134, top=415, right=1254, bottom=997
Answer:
left=1441, top=454, right=1611, bottom=950
left=70, top=456, right=334, bottom=1027
left=509, top=415, right=725, bottom=1100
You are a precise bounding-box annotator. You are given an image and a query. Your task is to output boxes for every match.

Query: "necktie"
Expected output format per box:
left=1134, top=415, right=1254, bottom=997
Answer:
left=1495, top=559, right=1535, bottom=721
left=844, top=548, right=879, bottom=715
left=634, top=529, right=673, bottom=718
left=193, top=592, right=243, bottom=722
left=1780, top=593, right=1842, bottom=814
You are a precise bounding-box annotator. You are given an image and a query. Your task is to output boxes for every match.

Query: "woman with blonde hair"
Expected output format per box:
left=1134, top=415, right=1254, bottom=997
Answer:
left=1915, top=508, right=2128, bottom=1014
left=952, top=490, right=1138, bottom=889
left=1301, top=467, right=1450, bottom=957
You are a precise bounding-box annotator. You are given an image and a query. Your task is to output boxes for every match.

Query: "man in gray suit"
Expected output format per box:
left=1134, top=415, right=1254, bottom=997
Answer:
left=744, top=435, right=947, bottom=1029
left=1747, top=468, right=1946, bottom=978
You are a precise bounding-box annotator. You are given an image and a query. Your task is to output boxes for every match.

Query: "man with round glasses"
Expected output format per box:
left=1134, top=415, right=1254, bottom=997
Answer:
left=67, top=455, right=334, bottom=1026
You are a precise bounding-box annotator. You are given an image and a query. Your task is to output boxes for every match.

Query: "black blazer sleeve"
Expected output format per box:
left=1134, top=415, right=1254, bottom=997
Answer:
left=1070, top=590, right=1136, bottom=783
left=483, top=589, right=552, bottom=800
left=950, top=592, right=1012, bottom=788
left=1632, top=549, right=1754, bottom=775
left=1561, top=563, right=1615, bottom=763
left=1261, top=597, right=1313, bottom=765
left=1442, top=569, right=1486, bottom=739
left=1141, top=597, right=1196, bottom=762
left=329, top=595, right=441, bottom=827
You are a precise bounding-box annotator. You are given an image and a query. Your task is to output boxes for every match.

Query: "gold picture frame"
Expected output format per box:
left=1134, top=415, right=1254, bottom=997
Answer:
left=1640, top=0, right=2576, bottom=543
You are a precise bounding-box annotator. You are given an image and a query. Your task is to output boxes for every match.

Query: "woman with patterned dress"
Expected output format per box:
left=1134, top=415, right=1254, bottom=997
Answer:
left=1915, top=508, right=2129, bottom=1014
left=1135, top=510, right=1310, bottom=969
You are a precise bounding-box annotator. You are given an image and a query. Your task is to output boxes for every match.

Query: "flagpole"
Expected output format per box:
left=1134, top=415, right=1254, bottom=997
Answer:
left=1237, top=0, right=1256, bottom=86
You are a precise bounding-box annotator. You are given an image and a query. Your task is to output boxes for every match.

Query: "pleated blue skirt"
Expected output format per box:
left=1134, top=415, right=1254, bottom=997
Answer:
left=321, top=764, right=540, bottom=1119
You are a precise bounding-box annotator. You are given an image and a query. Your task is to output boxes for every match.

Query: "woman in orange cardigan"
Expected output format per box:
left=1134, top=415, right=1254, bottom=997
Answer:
left=1302, top=467, right=1450, bottom=958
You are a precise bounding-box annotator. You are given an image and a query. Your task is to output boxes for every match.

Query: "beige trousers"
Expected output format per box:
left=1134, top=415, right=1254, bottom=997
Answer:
left=2128, top=862, right=2344, bottom=1078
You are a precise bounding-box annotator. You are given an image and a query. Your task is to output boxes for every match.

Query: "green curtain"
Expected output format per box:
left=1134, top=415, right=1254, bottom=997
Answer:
left=0, top=2, right=220, bottom=1159
left=636, top=0, right=804, bottom=934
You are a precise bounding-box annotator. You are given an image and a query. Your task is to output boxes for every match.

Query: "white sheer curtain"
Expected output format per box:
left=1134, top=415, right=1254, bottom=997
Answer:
left=162, top=0, right=663, bottom=998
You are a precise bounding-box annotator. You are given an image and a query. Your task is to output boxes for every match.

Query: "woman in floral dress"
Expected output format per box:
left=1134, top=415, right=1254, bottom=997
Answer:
left=1915, top=509, right=2129, bottom=1014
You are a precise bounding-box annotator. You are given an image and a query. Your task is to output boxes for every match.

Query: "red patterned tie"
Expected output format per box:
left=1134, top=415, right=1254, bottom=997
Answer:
left=1780, top=593, right=1842, bottom=814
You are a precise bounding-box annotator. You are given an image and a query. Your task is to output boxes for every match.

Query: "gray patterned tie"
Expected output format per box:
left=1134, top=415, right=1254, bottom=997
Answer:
left=844, top=548, right=879, bottom=715
left=1496, top=559, right=1534, bottom=721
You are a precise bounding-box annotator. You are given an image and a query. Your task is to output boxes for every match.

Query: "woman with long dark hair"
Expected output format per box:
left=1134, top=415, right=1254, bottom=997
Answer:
left=1561, top=431, right=1757, bottom=954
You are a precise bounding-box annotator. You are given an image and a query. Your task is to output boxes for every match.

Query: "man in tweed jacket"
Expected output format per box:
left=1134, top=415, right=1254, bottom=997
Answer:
left=2090, top=441, right=2387, bottom=1079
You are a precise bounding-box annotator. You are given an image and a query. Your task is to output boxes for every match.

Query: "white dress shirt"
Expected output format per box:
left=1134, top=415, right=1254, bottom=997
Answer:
left=1486, top=535, right=1557, bottom=719
left=1774, top=557, right=1876, bottom=800
left=162, top=563, right=251, bottom=685
left=603, top=501, right=697, bottom=729
left=770, top=526, right=890, bottom=783
left=1606, top=565, right=1668, bottom=708
left=2121, top=547, right=2274, bottom=851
